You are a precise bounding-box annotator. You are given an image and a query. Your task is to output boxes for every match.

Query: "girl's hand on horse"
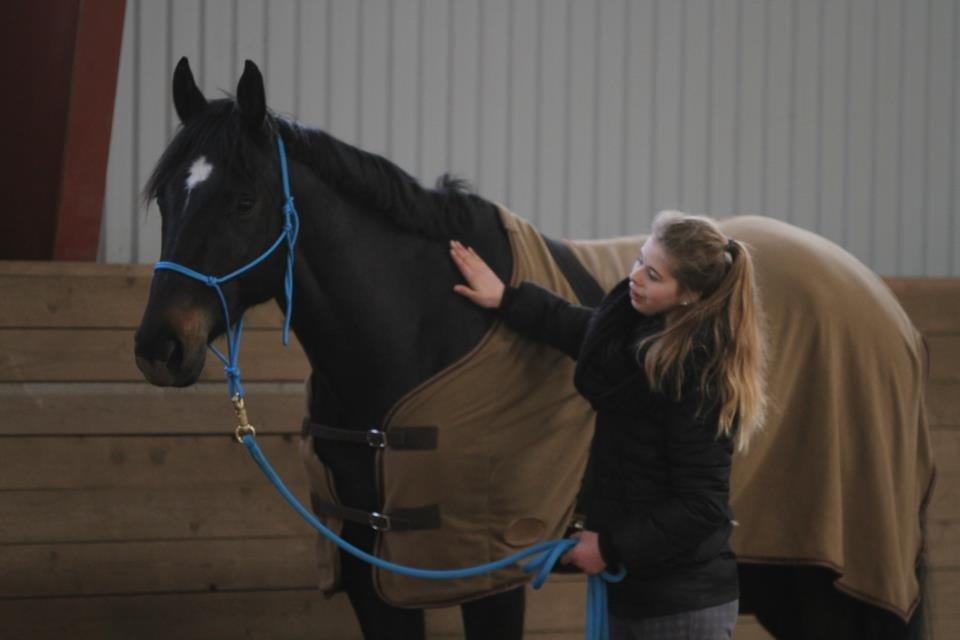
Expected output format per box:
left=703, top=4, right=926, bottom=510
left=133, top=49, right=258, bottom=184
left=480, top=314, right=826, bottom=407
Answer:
left=560, top=530, right=607, bottom=575
left=450, top=240, right=505, bottom=308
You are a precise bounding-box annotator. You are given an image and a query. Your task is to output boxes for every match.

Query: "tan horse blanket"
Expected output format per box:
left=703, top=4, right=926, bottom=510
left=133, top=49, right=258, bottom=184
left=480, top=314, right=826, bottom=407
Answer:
left=300, top=210, right=933, bottom=620
left=720, top=216, right=934, bottom=621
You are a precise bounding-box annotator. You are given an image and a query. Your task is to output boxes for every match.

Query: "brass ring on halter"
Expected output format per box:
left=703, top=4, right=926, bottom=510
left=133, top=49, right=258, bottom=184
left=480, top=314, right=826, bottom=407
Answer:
left=235, top=423, right=257, bottom=443
left=231, top=395, right=256, bottom=442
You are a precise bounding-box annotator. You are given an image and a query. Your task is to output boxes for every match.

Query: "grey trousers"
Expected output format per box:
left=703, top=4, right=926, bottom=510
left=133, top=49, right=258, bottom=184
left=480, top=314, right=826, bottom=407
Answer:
left=608, top=599, right=739, bottom=640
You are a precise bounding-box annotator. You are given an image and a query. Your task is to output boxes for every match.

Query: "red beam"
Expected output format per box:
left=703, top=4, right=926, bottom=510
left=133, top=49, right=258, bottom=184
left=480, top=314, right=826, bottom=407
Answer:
left=0, top=0, right=126, bottom=261
left=54, top=0, right=127, bottom=260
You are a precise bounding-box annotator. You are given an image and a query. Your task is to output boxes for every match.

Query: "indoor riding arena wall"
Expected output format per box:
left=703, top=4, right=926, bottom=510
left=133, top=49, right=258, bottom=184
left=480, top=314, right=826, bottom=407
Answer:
left=0, top=262, right=957, bottom=639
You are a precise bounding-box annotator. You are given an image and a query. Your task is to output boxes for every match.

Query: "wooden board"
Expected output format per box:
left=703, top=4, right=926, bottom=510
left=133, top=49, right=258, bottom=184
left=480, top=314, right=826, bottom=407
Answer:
left=0, top=484, right=311, bottom=544
left=0, top=268, right=284, bottom=329
left=0, top=577, right=778, bottom=640
left=6, top=577, right=954, bottom=640
left=0, top=434, right=305, bottom=490
left=1, top=267, right=956, bottom=333
left=927, top=335, right=960, bottom=382
left=928, top=569, right=960, bottom=639
left=0, top=382, right=305, bottom=436
left=930, top=481, right=959, bottom=527
left=928, top=383, right=960, bottom=427
left=927, top=427, right=959, bottom=568
left=0, top=536, right=316, bottom=598
left=929, top=520, right=960, bottom=569
left=0, top=328, right=310, bottom=382
left=885, top=278, right=960, bottom=334
left=5, top=326, right=947, bottom=384
left=0, top=589, right=362, bottom=640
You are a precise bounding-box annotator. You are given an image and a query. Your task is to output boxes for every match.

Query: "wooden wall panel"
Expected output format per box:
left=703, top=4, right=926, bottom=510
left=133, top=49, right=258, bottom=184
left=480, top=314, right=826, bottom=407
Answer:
left=0, top=265, right=955, bottom=638
left=1, top=383, right=303, bottom=436
left=0, top=590, right=362, bottom=640
left=0, top=436, right=304, bottom=489
left=1, top=485, right=309, bottom=544
left=0, top=329, right=309, bottom=383
left=1, top=537, right=316, bottom=598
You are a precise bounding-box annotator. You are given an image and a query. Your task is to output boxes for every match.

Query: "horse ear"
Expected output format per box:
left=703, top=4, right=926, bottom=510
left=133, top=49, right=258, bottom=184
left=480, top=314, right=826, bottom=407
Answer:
left=236, top=60, right=266, bottom=132
left=172, top=57, right=207, bottom=124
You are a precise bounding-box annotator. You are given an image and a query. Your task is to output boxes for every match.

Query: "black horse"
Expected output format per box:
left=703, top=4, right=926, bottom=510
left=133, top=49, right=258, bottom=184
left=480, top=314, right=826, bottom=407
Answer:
left=134, top=58, right=927, bottom=639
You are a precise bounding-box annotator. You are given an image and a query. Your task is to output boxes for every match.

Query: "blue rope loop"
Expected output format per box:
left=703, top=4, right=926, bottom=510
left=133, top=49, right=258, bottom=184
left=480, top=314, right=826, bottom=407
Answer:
left=241, top=433, right=626, bottom=640
left=153, top=136, right=300, bottom=396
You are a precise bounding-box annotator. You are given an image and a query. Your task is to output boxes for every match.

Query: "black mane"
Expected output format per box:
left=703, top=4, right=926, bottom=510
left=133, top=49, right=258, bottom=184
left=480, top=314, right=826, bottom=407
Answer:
left=275, top=118, right=488, bottom=240
left=146, top=99, right=489, bottom=240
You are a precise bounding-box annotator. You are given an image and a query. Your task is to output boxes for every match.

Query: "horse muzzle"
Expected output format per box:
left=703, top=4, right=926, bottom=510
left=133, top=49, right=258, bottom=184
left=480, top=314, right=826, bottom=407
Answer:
left=134, top=309, right=210, bottom=387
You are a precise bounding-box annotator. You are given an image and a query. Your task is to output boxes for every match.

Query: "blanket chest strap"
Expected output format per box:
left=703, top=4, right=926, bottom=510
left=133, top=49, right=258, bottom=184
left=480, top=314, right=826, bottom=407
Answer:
left=302, top=419, right=439, bottom=450
left=309, top=494, right=441, bottom=532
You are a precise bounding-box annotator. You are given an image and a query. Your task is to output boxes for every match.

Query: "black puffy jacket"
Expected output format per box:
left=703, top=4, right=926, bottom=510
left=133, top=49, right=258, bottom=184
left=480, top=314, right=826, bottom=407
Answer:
left=499, top=278, right=739, bottom=619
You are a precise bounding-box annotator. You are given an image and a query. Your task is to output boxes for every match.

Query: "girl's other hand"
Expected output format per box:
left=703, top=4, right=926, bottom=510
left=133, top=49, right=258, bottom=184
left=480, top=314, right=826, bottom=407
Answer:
left=560, top=530, right=608, bottom=575
left=449, top=240, right=506, bottom=309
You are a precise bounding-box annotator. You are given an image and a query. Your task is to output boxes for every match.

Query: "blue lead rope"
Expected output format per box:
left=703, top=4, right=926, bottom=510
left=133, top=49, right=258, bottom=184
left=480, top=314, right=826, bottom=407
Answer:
left=154, top=134, right=626, bottom=639
left=241, top=432, right=626, bottom=639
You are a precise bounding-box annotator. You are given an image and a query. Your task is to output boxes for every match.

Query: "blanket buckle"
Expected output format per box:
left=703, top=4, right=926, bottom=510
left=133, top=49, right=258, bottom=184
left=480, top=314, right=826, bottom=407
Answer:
left=366, top=429, right=387, bottom=448
left=369, top=511, right=392, bottom=531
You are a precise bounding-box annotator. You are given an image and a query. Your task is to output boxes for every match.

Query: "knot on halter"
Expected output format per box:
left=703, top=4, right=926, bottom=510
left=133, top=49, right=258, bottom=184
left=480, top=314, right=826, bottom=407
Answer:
left=224, top=365, right=243, bottom=397
left=204, top=275, right=219, bottom=288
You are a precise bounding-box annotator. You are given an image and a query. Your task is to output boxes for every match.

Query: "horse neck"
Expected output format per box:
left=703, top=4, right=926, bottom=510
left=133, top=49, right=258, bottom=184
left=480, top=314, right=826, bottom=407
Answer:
left=278, top=151, right=512, bottom=427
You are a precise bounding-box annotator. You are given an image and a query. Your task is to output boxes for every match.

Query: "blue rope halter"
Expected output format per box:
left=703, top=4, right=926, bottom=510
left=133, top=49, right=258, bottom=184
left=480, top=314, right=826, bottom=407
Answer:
left=154, top=136, right=300, bottom=400
left=151, top=134, right=625, bottom=640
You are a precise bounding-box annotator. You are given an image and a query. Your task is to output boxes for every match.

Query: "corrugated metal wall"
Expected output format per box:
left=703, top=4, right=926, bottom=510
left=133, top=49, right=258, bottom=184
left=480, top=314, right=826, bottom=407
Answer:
left=101, top=0, right=960, bottom=276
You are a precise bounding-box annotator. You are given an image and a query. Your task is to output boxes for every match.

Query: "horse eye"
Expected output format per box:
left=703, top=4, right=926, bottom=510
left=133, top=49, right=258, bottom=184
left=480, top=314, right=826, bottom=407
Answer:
left=236, top=195, right=256, bottom=214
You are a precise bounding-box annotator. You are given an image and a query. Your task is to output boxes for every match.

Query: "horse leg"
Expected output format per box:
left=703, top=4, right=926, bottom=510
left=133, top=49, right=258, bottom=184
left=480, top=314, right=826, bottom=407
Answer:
left=460, top=586, right=526, bottom=640
left=738, top=563, right=797, bottom=638
left=339, top=523, right=426, bottom=640
left=739, top=564, right=924, bottom=640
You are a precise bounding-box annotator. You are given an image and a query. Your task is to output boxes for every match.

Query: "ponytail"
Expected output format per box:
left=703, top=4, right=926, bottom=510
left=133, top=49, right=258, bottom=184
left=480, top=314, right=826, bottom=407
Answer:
left=637, top=211, right=767, bottom=451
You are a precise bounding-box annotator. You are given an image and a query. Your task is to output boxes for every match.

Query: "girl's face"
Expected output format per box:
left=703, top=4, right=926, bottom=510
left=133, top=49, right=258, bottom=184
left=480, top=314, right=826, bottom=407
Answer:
left=628, top=238, right=697, bottom=316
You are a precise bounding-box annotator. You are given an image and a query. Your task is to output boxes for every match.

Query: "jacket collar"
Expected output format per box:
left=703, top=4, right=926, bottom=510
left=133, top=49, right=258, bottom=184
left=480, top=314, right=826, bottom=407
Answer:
left=574, top=279, right=665, bottom=411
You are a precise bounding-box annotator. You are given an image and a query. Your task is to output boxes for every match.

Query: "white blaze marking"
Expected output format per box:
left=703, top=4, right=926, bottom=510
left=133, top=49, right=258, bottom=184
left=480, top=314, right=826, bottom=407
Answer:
left=185, top=157, right=213, bottom=190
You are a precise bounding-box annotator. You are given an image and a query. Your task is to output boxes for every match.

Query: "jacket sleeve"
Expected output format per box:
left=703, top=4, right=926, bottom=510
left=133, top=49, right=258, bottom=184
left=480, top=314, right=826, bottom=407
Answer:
left=596, top=419, right=733, bottom=569
left=497, top=281, right=594, bottom=360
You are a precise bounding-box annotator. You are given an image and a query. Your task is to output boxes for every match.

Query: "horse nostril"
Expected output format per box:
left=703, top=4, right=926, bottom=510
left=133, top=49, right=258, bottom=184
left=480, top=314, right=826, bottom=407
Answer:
left=135, top=328, right=185, bottom=369
left=160, top=338, right=177, bottom=363
left=163, top=337, right=186, bottom=371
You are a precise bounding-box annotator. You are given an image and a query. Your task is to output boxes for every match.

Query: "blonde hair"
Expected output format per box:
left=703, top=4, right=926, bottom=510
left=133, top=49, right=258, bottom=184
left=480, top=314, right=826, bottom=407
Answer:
left=637, top=210, right=767, bottom=451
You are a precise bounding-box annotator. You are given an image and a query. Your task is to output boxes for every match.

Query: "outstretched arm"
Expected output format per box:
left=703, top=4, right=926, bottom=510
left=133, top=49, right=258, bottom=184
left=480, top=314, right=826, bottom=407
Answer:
left=450, top=240, right=593, bottom=360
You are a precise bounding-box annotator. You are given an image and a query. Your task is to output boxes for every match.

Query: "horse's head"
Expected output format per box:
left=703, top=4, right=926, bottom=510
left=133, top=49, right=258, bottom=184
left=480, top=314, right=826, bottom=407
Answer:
left=135, top=58, right=287, bottom=387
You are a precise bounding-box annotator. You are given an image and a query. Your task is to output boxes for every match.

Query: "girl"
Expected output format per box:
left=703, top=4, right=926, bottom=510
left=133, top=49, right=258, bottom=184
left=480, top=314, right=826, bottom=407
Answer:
left=449, top=210, right=766, bottom=640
